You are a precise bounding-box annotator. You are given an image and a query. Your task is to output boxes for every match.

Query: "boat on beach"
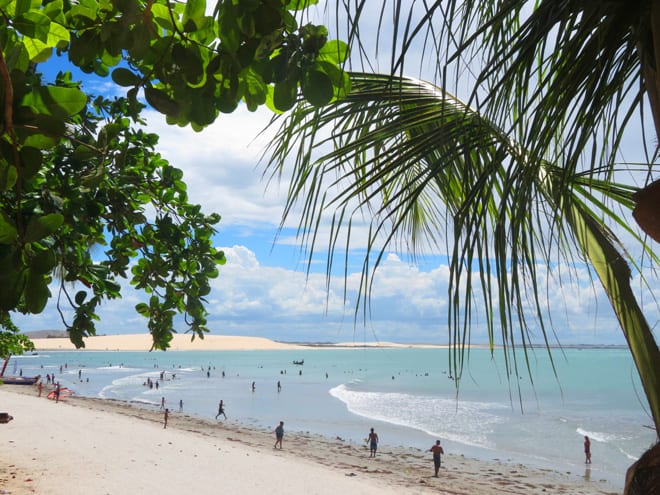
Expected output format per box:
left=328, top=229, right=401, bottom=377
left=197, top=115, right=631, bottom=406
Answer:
left=0, top=374, right=41, bottom=385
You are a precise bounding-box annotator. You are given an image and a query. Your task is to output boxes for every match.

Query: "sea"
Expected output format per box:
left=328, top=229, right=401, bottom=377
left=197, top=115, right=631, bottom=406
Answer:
left=8, top=346, right=657, bottom=490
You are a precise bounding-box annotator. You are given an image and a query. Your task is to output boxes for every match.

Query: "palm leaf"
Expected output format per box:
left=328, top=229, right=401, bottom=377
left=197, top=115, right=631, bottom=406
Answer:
left=264, top=72, right=660, bottom=427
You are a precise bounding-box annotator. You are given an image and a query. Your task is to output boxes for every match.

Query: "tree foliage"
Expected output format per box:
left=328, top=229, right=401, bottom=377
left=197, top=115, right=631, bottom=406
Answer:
left=0, top=0, right=349, bottom=352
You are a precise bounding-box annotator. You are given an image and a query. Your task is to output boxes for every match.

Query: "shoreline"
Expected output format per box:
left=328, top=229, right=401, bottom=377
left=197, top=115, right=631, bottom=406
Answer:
left=0, top=385, right=618, bottom=495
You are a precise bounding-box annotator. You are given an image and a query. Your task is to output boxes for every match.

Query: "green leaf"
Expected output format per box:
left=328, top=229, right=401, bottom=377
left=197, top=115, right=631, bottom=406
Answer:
left=67, top=3, right=98, bottom=22
left=150, top=3, right=175, bottom=31
left=75, top=290, right=87, bottom=305
left=19, top=146, right=42, bottom=180
left=218, top=3, right=240, bottom=53
left=301, top=69, right=333, bottom=106
left=183, top=0, right=206, bottom=31
left=24, top=271, right=50, bottom=313
left=318, top=39, right=349, bottom=64
left=135, top=302, right=150, bottom=317
left=0, top=161, right=17, bottom=191
left=46, top=21, right=70, bottom=47
left=0, top=270, right=26, bottom=311
left=14, top=11, right=51, bottom=43
left=22, top=37, right=52, bottom=63
left=144, top=86, right=180, bottom=116
left=14, top=0, right=32, bottom=16
left=29, top=248, right=57, bottom=274
left=567, top=202, right=660, bottom=438
left=111, top=67, right=141, bottom=87
left=72, top=144, right=99, bottom=161
left=285, top=0, right=318, bottom=10
left=0, top=214, right=18, bottom=243
left=43, top=0, right=66, bottom=22
left=22, top=86, right=87, bottom=119
left=24, top=213, right=64, bottom=243
left=273, top=78, right=297, bottom=111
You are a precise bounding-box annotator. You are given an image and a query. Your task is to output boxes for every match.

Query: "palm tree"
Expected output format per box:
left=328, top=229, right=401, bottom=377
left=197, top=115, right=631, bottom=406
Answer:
left=265, top=2, right=660, bottom=492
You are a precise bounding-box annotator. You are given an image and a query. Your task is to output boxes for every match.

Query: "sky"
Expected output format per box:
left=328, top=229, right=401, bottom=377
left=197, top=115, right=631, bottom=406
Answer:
left=12, top=3, right=660, bottom=346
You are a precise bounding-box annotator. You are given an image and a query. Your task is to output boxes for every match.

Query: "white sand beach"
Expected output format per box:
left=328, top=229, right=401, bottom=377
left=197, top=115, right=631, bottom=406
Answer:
left=29, top=333, right=447, bottom=351
left=0, top=384, right=618, bottom=495
left=29, top=333, right=308, bottom=351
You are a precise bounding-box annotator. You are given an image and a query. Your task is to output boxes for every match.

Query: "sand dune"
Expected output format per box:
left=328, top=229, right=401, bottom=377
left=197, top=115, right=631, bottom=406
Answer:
left=30, top=333, right=307, bottom=351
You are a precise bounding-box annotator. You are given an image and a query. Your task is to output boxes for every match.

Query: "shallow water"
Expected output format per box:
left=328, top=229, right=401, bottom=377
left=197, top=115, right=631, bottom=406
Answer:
left=10, top=346, right=656, bottom=489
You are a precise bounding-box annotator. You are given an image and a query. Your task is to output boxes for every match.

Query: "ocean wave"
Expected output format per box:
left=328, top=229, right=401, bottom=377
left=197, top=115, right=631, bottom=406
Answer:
left=576, top=427, right=621, bottom=443
left=329, top=384, right=507, bottom=449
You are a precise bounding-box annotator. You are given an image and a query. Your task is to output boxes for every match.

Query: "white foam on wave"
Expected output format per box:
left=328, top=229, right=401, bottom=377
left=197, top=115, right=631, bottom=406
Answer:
left=129, top=397, right=160, bottom=407
left=96, top=366, right=143, bottom=373
left=576, top=427, right=620, bottom=443
left=330, top=384, right=507, bottom=449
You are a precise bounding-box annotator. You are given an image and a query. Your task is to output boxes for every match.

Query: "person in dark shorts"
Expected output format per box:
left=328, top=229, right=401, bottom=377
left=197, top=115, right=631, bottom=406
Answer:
left=430, top=440, right=444, bottom=476
left=367, top=428, right=379, bottom=457
left=274, top=421, right=284, bottom=449
left=215, top=400, right=226, bottom=420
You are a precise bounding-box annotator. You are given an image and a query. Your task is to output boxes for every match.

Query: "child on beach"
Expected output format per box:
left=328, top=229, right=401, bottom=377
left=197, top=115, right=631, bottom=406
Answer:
left=163, top=408, right=169, bottom=429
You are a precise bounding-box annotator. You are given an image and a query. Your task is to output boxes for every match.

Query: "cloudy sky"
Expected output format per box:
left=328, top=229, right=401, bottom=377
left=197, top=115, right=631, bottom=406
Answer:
left=14, top=4, right=659, bottom=346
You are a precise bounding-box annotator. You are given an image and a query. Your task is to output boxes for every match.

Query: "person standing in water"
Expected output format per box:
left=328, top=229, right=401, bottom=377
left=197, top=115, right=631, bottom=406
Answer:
left=367, top=428, right=379, bottom=457
left=584, top=436, right=592, bottom=464
left=430, top=440, right=444, bottom=476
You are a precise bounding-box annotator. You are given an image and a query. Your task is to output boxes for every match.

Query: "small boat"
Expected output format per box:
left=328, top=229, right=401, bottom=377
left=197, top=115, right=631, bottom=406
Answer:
left=47, top=387, right=73, bottom=401
left=0, top=374, right=41, bottom=385
left=292, top=359, right=304, bottom=365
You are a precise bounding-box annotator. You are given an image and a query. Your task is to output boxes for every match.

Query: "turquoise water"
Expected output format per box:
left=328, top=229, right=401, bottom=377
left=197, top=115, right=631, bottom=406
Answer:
left=9, top=347, right=656, bottom=489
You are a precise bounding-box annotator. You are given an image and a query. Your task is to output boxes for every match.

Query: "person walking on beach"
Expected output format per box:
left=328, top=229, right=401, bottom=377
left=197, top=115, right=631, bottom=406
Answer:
left=160, top=396, right=165, bottom=409
left=584, top=435, right=591, bottom=464
left=430, top=440, right=444, bottom=476
left=215, top=400, right=226, bottom=420
left=274, top=421, right=284, bottom=449
left=163, top=408, right=169, bottom=429
left=367, top=428, right=379, bottom=457
left=179, top=399, right=183, bottom=412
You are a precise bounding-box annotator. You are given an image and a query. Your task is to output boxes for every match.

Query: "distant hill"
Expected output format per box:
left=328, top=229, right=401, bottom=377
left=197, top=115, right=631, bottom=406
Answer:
left=24, top=330, right=69, bottom=339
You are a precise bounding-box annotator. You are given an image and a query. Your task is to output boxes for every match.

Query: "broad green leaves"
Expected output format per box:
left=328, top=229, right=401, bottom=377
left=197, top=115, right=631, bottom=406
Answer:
left=22, top=86, right=87, bottom=119
left=3, top=1, right=324, bottom=351
left=0, top=315, right=34, bottom=359
left=0, top=0, right=350, bottom=353
left=63, top=0, right=349, bottom=127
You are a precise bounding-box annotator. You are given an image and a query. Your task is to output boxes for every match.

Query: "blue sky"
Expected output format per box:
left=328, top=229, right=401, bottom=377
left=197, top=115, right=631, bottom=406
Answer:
left=13, top=4, right=660, bottom=346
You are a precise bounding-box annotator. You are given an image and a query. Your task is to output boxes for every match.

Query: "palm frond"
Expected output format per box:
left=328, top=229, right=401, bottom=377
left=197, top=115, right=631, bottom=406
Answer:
left=264, top=72, right=659, bottom=425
